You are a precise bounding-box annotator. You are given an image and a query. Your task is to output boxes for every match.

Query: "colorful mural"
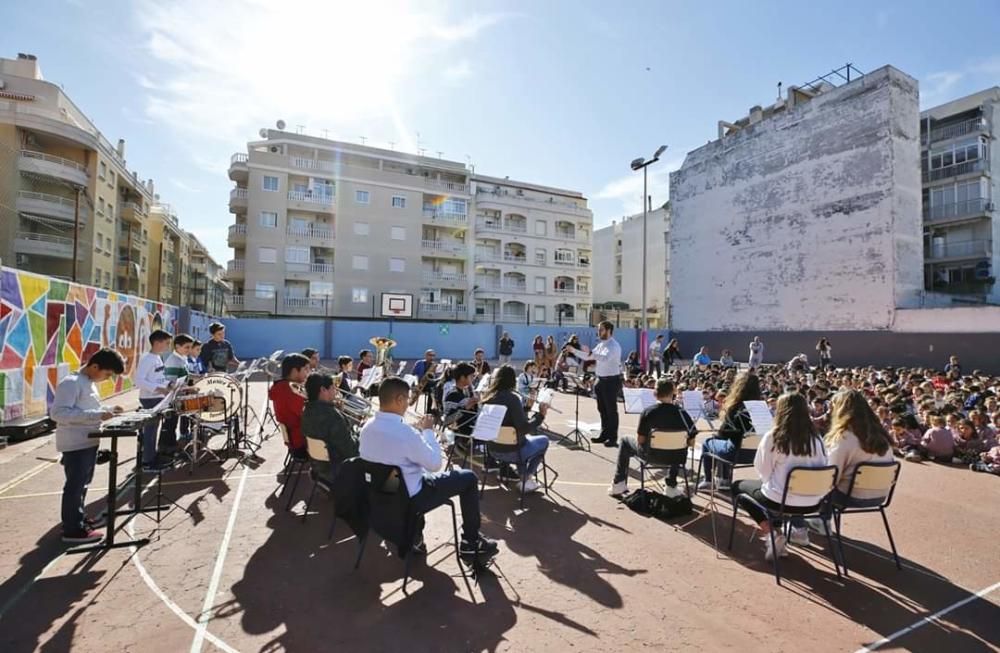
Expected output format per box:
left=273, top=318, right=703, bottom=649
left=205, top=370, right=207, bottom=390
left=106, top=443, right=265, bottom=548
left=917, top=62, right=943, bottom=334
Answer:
left=0, top=267, right=177, bottom=421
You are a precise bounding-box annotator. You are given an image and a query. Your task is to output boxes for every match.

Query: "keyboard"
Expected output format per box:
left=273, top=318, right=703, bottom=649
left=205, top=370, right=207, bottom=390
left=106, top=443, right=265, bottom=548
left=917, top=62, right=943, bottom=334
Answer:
left=99, top=412, right=155, bottom=431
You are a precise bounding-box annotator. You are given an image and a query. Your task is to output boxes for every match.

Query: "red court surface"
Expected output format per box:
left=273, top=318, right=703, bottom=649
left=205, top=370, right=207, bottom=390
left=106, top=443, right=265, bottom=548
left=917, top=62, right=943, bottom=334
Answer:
left=0, top=382, right=997, bottom=652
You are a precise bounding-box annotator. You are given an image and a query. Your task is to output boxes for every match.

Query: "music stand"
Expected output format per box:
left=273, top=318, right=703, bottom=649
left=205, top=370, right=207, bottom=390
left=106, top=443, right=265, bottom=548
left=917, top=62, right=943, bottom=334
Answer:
left=559, top=372, right=590, bottom=451
left=254, top=350, right=284, bottom=442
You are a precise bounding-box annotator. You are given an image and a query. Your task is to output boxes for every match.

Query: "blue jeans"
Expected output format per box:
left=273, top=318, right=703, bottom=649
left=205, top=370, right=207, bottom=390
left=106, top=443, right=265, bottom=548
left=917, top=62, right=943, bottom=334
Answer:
left=61, top=446, right=98, bottom=535
left=410, top=469, right=481, bottom=543
left=492, top=435, right=549, bottom=479
left=139, top=398, right=161, bottom=464
left=701, top=437, right=755, bottom=481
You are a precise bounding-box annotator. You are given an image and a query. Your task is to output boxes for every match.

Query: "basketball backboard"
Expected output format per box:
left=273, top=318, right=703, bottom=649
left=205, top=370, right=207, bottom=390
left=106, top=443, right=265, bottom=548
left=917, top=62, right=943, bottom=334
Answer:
left=380, top=292, right=413, bottom=318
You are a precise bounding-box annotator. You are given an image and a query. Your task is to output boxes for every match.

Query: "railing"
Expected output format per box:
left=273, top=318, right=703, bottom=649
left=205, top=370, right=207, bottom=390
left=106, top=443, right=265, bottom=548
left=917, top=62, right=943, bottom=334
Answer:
left=554, top=257, right=575, bottom=266
left=228, top=223, right=247, bottom=237
left=927, top=117, right=988, bottom=144
left=230, top=153, right=249, bottom=165
left=284, top=296, right=329, bottom=310
left=502, top=252, right=526, bottom=263
left=553, top=287, right=578, bottom=294
left=227, top=259, right=245, bottom=273
left=476, top=220, right=502, bottom=232
left=422, top=208, right=469, bottom=224
left=17, top=190, right=81, bottom=211
left=502, top=311, right=527, bottom=321
left=230, top=188, right=249, bottom=201
left=423, top=272, right=466, bottom=283
left=421, top=239, right=465, bottom=253
left=923, top=198, right=992, bottom=223
left=20, top=150, right=88, bottom=173
left=554, top=229, right=575, bottom=239
left=426, top=178, right=470, bottom=194
left=475, top=186, right=591, bottom=215
left=15, top=231, right=74, bottom=249
left=288, top=190, right=335, bottom=205
left=475, top=249, right=501, bottom=262
left=121, top=201, right=146, bottom=216
left=419, top=302, right=466, bottom=316
left=503, top=221, right=527, bottom=234
left=925, top=239, right=992, bottom=259
left=290, top=157, right=335, bottom=172
left=578, top=259, right=591, bottom=269
left=227, top=294, right=245, bottom=307
left=924, top=159, right=987, bottom=183
left=286, top=262, right=334, bottom=274
left=286, top=224, right=334, bottom=239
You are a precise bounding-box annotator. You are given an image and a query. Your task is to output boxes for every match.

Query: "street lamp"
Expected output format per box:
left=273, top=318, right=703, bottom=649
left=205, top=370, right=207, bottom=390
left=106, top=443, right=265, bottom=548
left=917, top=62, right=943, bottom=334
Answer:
left=630, top=144, right=667, bottom=336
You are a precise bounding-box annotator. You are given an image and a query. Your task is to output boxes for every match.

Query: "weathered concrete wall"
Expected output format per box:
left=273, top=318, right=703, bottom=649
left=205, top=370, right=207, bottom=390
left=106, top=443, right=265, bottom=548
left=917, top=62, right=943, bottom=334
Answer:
left=669, top=66, right=923, bottom=331
left=593, top=208, right=668, bottom=311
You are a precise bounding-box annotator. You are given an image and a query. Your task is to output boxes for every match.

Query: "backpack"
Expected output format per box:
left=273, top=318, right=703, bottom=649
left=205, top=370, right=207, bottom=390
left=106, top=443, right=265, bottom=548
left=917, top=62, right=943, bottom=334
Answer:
left=622, top=489, right=693, bottom=520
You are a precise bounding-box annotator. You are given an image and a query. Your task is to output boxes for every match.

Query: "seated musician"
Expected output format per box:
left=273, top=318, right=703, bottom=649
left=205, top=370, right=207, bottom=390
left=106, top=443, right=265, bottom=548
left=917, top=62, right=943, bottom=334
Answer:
left=356, top=349, right=373, bottom=381
left=359, top=377, right=499, bottom=562
left=51, top=348, right=125, bottom=544
left=302, top=348, right=321, bottom=371
left=301, top=373, right=357, bottom=480
left=268, top=353, right=310, bottom=460
left=187, top=340, right=206, bottom=375
left=165, top=333, right=195, bottom=448
left=517, top=361, right=537, bottom=408
left=443, top=363, right=480, bottom=436
left=337, top=355, right=354, bottom=394
left=472, top=348, right=491, bottom=380
left=608, top=378, right=697, bottom=497
left=483, top=365, right=550, bottom=493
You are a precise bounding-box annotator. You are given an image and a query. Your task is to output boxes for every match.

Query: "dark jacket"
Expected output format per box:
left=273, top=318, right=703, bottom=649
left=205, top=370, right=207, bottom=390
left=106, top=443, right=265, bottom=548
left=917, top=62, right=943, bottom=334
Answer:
left=360, top=460, right=423, bottom=558
left=499, top=337, right=514, bottom=356
left=301, top=400, right=358, bottom=476
left=331, top=457, right=369, bottom=538
left=716, top=405, right=755, bottom=448
left=484, top=389, right=544, bottom=453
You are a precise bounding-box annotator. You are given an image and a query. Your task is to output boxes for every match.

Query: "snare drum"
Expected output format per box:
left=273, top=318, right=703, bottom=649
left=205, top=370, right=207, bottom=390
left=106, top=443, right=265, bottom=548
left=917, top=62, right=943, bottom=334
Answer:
left=190, top=373, right=243, bottom=424
left=174, top=394, right=213, bottom=414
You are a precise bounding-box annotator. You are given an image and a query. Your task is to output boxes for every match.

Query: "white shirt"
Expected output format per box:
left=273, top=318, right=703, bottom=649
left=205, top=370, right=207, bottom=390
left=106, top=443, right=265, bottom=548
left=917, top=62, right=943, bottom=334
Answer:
left=359, top=411, right=442, bottom=497
left=754, top=430, right=829, bottom=506
left=649, top=340, right=662, bottom=358
left=135, top=351, right=167, bottom=400
left=570, top=337, right=622, bottom=378
left=51, top=373, right=109, bottom=452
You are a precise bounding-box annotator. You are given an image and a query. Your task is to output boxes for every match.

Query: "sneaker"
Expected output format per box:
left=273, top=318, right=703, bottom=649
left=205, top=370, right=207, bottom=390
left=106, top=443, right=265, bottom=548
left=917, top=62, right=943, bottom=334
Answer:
left=498, top=465, right=521, bottom=482
left=84, top=514, right=107, bottom=530
left=804, top=517, right=829, bottom=534
left=608, top=480, right=628, bottom=497
left=520, top=479, right=541, bottom=493
left=62, top=529, right=104, bottom=544
left=764, top=533, right=788, bottom=562
left=904, top=451, right=921, bottom=462
left=459, top=535, right=500, bottom=560
left=789, top=527, right=811, bottom=546
left=696, top=480, right=712, bottom=491
left=603, top=439, right=619, bottom=448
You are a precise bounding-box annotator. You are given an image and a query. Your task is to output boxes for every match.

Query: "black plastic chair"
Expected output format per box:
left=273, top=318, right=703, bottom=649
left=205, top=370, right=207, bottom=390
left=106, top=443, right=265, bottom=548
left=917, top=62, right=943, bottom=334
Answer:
left=831, top=461, right=902, bottom=576
left=275, top=424, right=308, bottom=511
left=637, top=430, right=693, bottom=496
left=696, top=433, right=762, bottom=492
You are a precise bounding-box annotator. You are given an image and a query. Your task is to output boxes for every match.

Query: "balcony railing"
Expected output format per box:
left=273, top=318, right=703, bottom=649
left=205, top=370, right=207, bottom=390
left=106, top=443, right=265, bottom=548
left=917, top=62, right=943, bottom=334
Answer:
left=286, top=224, right=334, bottom=240
left=554, top=257, right=575, bottom=266
left=926, top=117, right=988, bottom=144
left=228, top=223, right=247, bottom=239
left=502, top=310, right=527, bottom=321
left=230, top=188, right=248, bottom=201
left=287, top=190, right=335, bottom=206
left=476, top=220, right=502, bottom=232
left=419, top=302, right=466, bottom=317
left=925, top=239, right=992, bottom=260
left=923, top=198, right=993, bottom=224
left=227, top=294, right=245, bottom=307
left=14, top=231, right=74, bottom=258
left=504, top=221, right=528, bottom=234
left=553, top=286, right=578, bottom=294
left=423, top=208, right=468, bottom=224
left=284, top=296, right=329, bottom=310
left=502, top=252, right=527, bottom=263
left=475, top=186, right=591, bottom=215
left=227, top=259, right=245, bottom=273
left=423, top=272, right=466, bottom=283
left=286, top=262, right=334, bottom=274
left=16, top=190, right=86, bottom=222
left=924, top=159, right=987, bottom=183
left=290, top=157, right=335, bottom=172
left=231, top=153, right=248, bottom=164
left=426, top=178, right=470, bottom=194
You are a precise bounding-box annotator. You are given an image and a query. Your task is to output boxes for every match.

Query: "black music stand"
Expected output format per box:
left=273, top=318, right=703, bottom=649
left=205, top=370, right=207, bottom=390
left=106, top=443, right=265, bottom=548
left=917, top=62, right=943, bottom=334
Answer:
left=558, top=372, right=590, bottom=451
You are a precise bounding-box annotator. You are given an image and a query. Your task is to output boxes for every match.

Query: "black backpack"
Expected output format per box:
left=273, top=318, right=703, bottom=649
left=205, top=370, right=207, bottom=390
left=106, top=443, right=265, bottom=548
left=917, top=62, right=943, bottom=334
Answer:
left=622, top=489, right=693, bottom=520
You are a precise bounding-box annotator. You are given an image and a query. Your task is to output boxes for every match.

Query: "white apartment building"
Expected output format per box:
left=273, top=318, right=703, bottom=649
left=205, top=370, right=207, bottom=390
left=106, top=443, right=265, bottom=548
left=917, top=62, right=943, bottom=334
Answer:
left=592, top=204, right=669, bottom=327
left=920, top=86, right=1000, bottom=303
left=226, top=130, right=593, bottom=323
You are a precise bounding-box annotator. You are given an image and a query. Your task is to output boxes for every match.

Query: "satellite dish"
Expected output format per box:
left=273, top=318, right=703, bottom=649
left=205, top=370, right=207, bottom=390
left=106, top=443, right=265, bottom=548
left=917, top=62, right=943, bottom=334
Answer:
left=276, top=119, right=286, bottom=130
left=259, top=128, right=268, bottom=138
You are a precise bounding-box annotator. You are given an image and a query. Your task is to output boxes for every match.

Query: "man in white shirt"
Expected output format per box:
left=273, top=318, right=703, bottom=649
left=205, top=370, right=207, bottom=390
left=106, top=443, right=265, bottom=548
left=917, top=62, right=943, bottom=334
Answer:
left=359, top=377, right=499, bottom=561
left=648, top=334, right=664, bottom=377
left=565, top=320, right=623, bottom=447
left=136, top=329, right=172, bottom=469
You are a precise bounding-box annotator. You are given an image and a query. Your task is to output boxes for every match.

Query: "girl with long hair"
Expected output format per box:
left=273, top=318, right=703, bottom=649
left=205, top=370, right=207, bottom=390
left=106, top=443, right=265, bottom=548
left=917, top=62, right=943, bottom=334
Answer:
left=731, top=393, right=829, bottom=561
left=484, top=364, right=551, bottom=494
left=532, top=335, right=545, bottom=369
left=698, top=372, right=762, bottom=490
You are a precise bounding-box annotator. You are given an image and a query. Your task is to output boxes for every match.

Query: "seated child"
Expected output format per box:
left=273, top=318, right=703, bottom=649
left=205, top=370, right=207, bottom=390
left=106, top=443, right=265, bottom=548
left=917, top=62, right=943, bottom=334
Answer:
left=890, top=416, right=922, bottom=456
left=969, top=445, right=1000, bottom=475
left=907, top=415, right=955, bottom=462
left=953, top=419, right=986, bottom=465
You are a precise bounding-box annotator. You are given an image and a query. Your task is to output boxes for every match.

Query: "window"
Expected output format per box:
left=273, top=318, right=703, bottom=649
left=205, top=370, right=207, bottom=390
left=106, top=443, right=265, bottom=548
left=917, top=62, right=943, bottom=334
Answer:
left=104, top=271, right=111, bottom=287
left=391, top=195, right=406, bottom=209
left=534, top=306, right=546, bottom=322
left=98, top=197, right=105, bottom=213
left=535, top=248, right=546, bottom=265
left=285, top=246, right=309, bottom=263
left=352, top=287, right=368, bottom=303
left=99, top=161, right=107, bottom=179
left=389, top=257, right=406, bottom=272
left=352, top=255, right=368, bottom=270
left=534, top=276, right=545, bottom=293
left=255, top=283, right=276, bottom=298
left=310, top=281, right=334, bottom=297
left=442, top=198, right=466, bottom=215
left=355, top=190, right=370, bottom=204
left=258, top=247, right=277, bottom=263
left=263, top=175, right=279, bottom=192
left=353, top=221, right=370, bottom=236
left=535, top=220, right=547, bottom=236
left=391, top=226, right=406, bottom=241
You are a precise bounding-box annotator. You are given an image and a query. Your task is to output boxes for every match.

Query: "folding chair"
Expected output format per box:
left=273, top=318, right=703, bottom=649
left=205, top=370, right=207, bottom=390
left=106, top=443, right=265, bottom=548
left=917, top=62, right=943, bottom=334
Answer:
left=831, top=461, right=902, bottom=576
left=354, top=461, right=470, bottom=595
left=728, top=465, right=841, bottom=585
left=696, top=432, right=762, bottom=492
left=480, top=426, right=557, bottom=509
left=638, top=430, right=694, bottom=496
left=300, top=436, right=340, bottom=541
left=275, top=424, right=308, bottom=511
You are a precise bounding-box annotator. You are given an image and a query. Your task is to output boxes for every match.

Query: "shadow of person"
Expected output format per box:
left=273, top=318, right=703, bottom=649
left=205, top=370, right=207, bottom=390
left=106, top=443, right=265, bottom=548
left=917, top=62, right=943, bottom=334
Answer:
left=220, top=492, right=519, bottom=652
left=485, top=495, right=646, bottom=610
left=677, top=501, right=1000, bottom=650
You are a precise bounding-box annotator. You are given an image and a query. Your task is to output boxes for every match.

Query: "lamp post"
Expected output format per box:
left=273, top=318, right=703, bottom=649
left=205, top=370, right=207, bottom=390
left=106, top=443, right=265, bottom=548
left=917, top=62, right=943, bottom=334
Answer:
left=630, top=145, right=668, bottom=335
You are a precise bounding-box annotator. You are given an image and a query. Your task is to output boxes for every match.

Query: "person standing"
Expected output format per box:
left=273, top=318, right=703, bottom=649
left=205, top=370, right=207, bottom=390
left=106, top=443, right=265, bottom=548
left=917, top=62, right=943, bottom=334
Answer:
left=200, top=323, right=239, bottom=372
left=663, top=338, right=682, bottom=370
left=498, top=332, right=514, bottom=366
left=565, top=321, right=623, bottom=447
left=136, top=330, right=173, bottom=469
left=816, top=338, right=832, bottom=370
left=532, top=335, right=545, bottom=370
left=748, top=336, right=764, bottom=369
left=648, top=334, right=664, bottom=377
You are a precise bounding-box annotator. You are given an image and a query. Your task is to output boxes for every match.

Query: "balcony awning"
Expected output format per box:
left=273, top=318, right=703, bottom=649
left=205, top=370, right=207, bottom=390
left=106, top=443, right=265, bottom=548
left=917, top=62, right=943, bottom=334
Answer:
left=18, top=169, right=87, bottom=190
left=18, top=211, right=85, bottom=229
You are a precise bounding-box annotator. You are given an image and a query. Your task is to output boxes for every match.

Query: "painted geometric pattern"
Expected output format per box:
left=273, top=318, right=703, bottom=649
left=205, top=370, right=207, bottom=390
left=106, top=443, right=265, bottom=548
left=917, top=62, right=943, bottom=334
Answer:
left=0, top=267, right=177, bottom=421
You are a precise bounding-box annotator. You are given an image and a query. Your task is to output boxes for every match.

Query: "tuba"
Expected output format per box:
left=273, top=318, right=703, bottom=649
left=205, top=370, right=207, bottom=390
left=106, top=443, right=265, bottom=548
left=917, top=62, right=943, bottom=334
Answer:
left=369, top=336, right=397, bottom=376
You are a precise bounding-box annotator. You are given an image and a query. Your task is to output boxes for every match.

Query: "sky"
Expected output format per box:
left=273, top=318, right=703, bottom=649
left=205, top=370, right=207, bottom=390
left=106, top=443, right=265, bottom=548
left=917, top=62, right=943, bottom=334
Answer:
left=3, top=0, right=1000, bottom=264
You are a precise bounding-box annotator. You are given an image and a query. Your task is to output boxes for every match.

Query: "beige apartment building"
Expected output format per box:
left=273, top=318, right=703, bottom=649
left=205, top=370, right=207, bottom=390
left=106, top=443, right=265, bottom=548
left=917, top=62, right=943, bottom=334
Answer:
left=187, top=233, right=229, bottom=315
left=225, top=130, right=593, bottom=323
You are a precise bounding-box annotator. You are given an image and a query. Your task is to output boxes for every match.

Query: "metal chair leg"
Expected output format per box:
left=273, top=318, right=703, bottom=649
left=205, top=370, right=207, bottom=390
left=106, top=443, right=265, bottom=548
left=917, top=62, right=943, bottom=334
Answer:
left=276, top=458, right=292, bottom=497
left=353, top=533, right=368, bottom=570
left=880, top=508, right=902, bottom=570
left=301, top=480, right=317, bottom=523
left=727, top=496, right=741, bottom=550
left=284, top=460, right=304, bottom=512
left=640, top=462, right=646, bottom=492
left=328, top=512, right=337, bottom=541
left=834, top=510, right=848, bottom=575
left=820, top=515, right=842, bottom=578
left=769, top=523, right=782, bottom=586
left=402, top=553, right=412, bottom=595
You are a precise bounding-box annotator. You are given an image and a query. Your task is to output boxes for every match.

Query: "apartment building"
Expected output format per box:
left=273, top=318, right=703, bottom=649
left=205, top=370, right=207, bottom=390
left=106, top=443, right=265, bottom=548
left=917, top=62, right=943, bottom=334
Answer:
left=920, top=87, right=1000, bottom=303
left=148, top=202, right=186, bottom=304
left=0, top=53, right=154, bottom=295
left=187, top=233, right=229, bottom=315
left=225, top=130, right=594, bottom=323
left=592, top=204, right=669, bottom=328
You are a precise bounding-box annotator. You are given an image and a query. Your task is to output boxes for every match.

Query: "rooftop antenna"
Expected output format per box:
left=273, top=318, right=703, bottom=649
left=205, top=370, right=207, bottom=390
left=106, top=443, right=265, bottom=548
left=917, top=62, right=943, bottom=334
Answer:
left=388, top=141, right=395, bottom=150
left=296, top=124, right=305, bottom=134
left=418, top=148, right=427, bottom=157
left=436, top=151, right=443, bottom=159
left=777, top=81, right=783, bottom=101
left=359, top=136, right=367, bottom=145
left=321, top=129, right=329, bottom=139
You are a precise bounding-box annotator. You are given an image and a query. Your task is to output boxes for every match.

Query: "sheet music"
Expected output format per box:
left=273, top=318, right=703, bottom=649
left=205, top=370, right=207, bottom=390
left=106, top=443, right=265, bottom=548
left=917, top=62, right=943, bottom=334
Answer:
left=359, top=366, right=383, bottom=390
left=682, top=391, right=704, bottom=420
left=744, top=400, right=774, bottom=436
left=623, top=388, right=657, bottom=414
left=403, top=374, right=418, bottom=387
left=396, top=361, right=407, bottom=375
left=536, top=387, right=556, bottom=407
left=471, top=404, right=507, bottom=441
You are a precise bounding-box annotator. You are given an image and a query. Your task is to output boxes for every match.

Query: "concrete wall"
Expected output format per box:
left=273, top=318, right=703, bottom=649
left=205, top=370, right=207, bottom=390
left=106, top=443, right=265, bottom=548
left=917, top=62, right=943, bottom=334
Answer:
left=668, top=65, right=923, bottom=331
left=593, top=207, right=668, bottom=311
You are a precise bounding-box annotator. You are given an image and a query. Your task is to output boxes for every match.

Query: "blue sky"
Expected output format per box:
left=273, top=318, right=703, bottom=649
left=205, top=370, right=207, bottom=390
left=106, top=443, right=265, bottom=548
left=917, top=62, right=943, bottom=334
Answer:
left=3, top=0, right=1000, bottom=263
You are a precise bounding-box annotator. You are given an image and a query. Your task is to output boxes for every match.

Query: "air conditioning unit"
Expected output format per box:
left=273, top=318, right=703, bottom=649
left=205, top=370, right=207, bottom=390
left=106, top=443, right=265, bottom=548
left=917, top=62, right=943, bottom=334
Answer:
left=270, top=146, right=279, bottom=153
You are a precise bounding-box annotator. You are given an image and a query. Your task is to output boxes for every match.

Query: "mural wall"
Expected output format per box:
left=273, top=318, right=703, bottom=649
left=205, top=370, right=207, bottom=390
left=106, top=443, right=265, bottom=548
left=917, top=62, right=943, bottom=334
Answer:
left=0, top=267, right=177, bottom=421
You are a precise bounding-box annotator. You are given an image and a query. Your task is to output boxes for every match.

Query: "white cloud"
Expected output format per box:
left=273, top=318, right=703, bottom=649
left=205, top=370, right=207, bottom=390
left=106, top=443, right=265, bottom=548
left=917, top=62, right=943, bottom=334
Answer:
left=921, top=55, right=1000, bottom=108
left=592, top=155, right=683, bottom=216
left=443, top=60, right=472, bottom=83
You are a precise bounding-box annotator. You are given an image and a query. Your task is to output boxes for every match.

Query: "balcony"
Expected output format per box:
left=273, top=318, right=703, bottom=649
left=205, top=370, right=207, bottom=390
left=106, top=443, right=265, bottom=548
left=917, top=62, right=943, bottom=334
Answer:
left=554, top=257, right=576, bottom=267
left=502, top=252, right=527, bottom=264
left=290, top=157, right=335, bottom=173
left=287, top=190, right=335, bottom=212
left=504, top=220, right=528, bottom=234
left=227, top=223, right=247, bottom=246
left=286, top=224, right=335, bottom=246
left=226, top=293, right=278, bottom=313
left=283, top=296, right=330, bottom=315
left=228, top=153, right=248, bottom=181
left=16, top=190, right=86, bottom=224
left=421, top=239, right=465, bottom=257
left=119, top=202, right=146, bottom=225
left=476, top=219, right=502, bottom=233
left=425, top=178, right=470, bottom=194
left=474, top=249, right=502, bottom=263
left=418, top=302, right=466, bottom=319
left=502, top=310, right=527, bottom=322
left=286, top=262, right=334, bottom=280
left=19, top=150, right=89, bottom=186
left=226, top=259, right=245, bottom=279
left=422, top=208, right=468, bottom=227
left=925, top=239, right=992, bottom=261
left=925, top=117, right=989, bottom=144
left=475, top=186, right=591, bottom=216
left=422, top=271, right=467, bottom=288
left=923, top=198, right=993, bottom=225
left=924, top=159, right=987, bottom=183
left=14, top=232, right=74, bottom=259
left=229, top=187, right=248, bottom=213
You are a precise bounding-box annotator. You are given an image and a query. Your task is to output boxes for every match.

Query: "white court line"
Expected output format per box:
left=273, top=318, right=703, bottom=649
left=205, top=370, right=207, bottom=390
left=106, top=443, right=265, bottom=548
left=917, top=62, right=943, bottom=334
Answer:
left=854, top=580, right=1000, bottom=652
left=0, top=461, right=54, bottom=495
left=190, top=463, right=250, bottom=653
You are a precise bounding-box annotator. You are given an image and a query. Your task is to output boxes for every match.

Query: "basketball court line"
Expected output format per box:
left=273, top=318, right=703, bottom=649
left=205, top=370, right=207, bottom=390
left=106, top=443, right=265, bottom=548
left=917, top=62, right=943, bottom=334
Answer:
left=0, top=461, right=55, bottom=495
left=854, top=580, right=1000, bottom=652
